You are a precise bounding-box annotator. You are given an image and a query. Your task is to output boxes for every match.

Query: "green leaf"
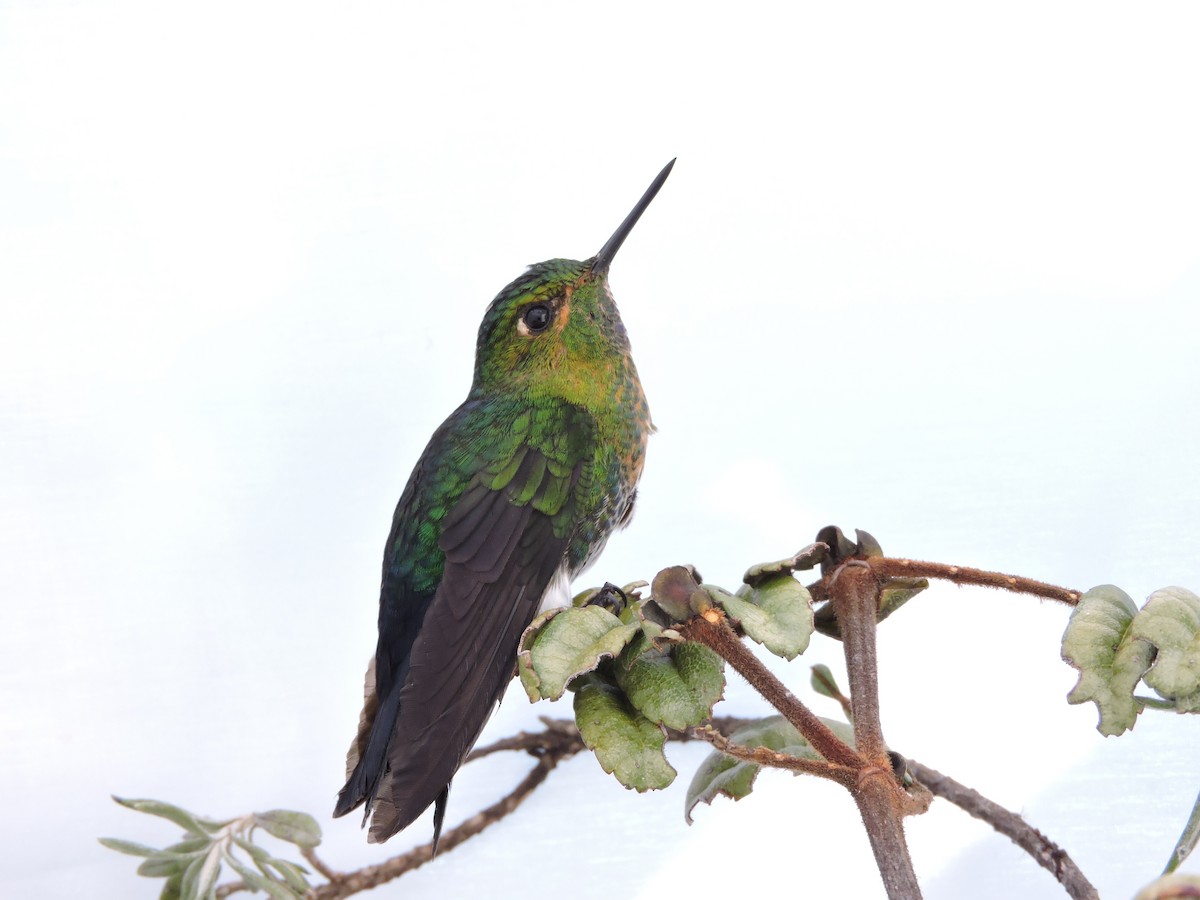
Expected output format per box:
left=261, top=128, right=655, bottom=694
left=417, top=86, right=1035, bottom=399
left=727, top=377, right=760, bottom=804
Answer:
left=573, top=673, right=676, bottom=791
left=252, top=810, right=322, bottom=849
left=877, top=576, right=928, bottom=624
left=1062, top=585, right=1155, bottom=736
left=1164, top=787, right=1200, bottom=874
left=223, top=852, right=298, bottom=900
left=518, top=605, right=640, bottom=701
left=179, top=847, right=221, bottom=900
left=742, top=545, right=826, bottom=585
left=159, top=874, right=183, bottom=900
left=613, top=641, right=725, bottom=730
left=137, top=852, right=192, bottom=879
left=99, top=837, right=159, bottom=858
left=263, top=858, right=311, bottom=895
left=233, top=835, right=271, bottom=862
left=685, top=715, right=855, bottom=823
left=810, top=664, right=843, bottom=701
left=813, top=576, right=928, bottom=639
left=113, top=797, right=210, bottom=837
left=1131, top=587, right=1200, bottom=711
left=719, top=575, right=813, bottom=660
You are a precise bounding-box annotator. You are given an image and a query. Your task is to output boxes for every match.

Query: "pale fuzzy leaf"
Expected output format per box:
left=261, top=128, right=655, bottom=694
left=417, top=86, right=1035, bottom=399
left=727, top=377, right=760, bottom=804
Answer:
left=264, top=858, right=311, bottom=894
left=223, top=853, right=298, bottom=900
left=517, top=606, right=567, bottom=700
left=99, top=837, right=159, bottom=858
left=114, top=797, right=209, bottom=837
left=252, top=810, right=321, bottom=849
left=137, top=852, right=194, bottom=879
left=179, top=846, right=221, bottom=900
left=718, top=575, right=813, bottom=660
left=573, top=674, right=676, bottom=791
left=1062, top=585, right=1155, bottom=736
left=1132, top=587, right=1200, bottom=709
left=519, top=606, right=640, bottom=701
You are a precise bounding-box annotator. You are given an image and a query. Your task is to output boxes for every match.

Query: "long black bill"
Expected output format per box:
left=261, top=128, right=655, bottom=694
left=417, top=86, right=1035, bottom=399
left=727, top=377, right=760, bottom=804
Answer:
left=592, top=158, right=675, bottom=273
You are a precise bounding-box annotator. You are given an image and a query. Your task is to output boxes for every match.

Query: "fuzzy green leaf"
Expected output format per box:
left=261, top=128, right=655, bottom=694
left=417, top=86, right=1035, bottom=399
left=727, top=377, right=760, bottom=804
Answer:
left=263, top=858, right=311, bottom=895
left=518, top=606, right=640, bottom=701
left=114, top=797, right=209, bottom=837
left=159, top=874, right=183, bottom=900
left=1132, top=587, right=1200, bottom=711
left=223, top=853, right=298, bottom=900
left=742, top=545, right=826, bottom=585
left=685, top=715, right=855, bottom=823
left=720, top=575, right=813, bottom=660
left=99, top=837, right=160, bottom=858
left=1062, top=585, right=1155, bottom=736
left=877, top=576, right=928, bottom=623
left=613, top=641, right=725, bottom=730
left=573, top=673, right=676, bottom=791
left=810, top=664, right=844, bottom=701
left=137, top=852, right=193, bottom=879
left=252, top=810, right=321, bottom=850
left=812, top=576, right=928, bottom=639
left=179, top=847, right=221, bottom=900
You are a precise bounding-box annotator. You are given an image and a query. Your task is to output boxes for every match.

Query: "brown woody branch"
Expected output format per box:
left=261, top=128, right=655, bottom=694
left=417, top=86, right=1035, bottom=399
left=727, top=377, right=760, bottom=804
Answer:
left=829, top=562, right=926, bottom=899
left=908, top=760, right=1099, bottom=900
left=866, top=558, right=1081, bottom=605
left=678, top=611, right=864, bottom=772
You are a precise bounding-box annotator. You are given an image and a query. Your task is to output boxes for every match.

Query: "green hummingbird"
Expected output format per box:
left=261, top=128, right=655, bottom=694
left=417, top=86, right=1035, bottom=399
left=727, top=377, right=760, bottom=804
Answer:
left=334, top=160, right=674, bottom=846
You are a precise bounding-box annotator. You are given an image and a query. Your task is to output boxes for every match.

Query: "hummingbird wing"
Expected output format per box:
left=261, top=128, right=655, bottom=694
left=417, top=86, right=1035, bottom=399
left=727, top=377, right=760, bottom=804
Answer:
left=336, top=400, right=594, bottom=845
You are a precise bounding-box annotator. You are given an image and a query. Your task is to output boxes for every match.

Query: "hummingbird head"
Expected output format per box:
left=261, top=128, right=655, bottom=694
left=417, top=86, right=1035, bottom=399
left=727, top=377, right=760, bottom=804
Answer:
left=470, top=161, right=674, bottom=410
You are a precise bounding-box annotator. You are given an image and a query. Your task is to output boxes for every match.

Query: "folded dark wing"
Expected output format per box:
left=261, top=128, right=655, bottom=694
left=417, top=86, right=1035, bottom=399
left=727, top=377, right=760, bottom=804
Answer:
left=363, top=445, right=578, bottom=842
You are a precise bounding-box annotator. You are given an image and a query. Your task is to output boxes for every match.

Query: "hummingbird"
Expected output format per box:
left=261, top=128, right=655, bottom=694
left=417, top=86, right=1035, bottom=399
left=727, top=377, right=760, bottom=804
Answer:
left=334, top=160, right=674, bottom=846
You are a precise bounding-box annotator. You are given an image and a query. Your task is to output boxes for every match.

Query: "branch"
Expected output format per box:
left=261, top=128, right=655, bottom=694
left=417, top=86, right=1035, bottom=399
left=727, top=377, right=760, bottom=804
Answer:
left=908, top=759, right=1099, bottom=900
left=310, top=725, right=585, bottom=899
left=689, top=724, right=857, bottom=781
left=867, top=558, right=1080, bottom=605
left=829, top=562, right=925, bottom=899
left=678, top=611, right=863, bottom=772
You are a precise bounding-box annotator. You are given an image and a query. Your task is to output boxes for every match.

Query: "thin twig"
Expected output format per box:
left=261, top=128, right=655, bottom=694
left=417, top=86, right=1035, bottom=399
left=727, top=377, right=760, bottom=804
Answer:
left=908, top=759, right=1099, bottom=900
left=311, top=742, right=581, bottom=900
left=868, top=558, right=1081, bottom=605
left=689, top=724, right=856, bottom=782
left=301, top=846, right=340, bottom=883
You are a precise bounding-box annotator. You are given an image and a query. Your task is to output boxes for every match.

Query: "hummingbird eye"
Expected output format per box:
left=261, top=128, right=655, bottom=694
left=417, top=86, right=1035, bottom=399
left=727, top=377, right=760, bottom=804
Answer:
left=521, top=303, right=552, bottom=335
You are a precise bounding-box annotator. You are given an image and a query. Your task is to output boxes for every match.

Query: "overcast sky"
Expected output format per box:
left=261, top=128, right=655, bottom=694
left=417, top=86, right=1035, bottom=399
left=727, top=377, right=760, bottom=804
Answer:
left=2, top=2, right=1199, bottom=898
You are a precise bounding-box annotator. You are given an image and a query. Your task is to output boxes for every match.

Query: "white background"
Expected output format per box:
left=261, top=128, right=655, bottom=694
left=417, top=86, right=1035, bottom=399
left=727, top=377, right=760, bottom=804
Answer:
left=2, top=2, right=1198, bottom=897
